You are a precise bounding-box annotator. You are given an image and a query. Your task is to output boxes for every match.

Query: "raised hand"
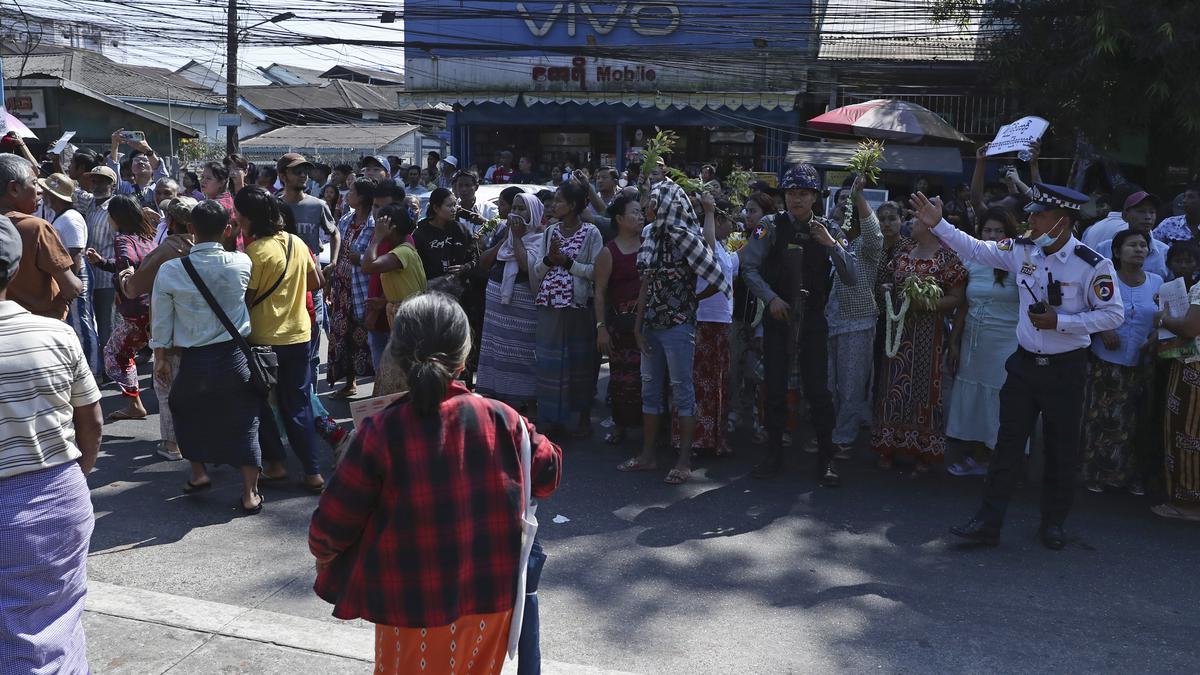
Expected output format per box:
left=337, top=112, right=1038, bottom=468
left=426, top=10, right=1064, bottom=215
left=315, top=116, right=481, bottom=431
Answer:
left=908, top=192, right=943, bottom=230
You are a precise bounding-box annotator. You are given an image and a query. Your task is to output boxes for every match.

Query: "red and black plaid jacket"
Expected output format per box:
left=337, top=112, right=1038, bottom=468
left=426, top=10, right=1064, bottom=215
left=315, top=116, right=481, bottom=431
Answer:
left=308, top=381, right=562, bottom=628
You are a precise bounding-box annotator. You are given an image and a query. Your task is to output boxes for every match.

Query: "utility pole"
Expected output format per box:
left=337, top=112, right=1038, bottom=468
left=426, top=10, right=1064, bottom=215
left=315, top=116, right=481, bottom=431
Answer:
left=225, top=0, right=239, bottom=155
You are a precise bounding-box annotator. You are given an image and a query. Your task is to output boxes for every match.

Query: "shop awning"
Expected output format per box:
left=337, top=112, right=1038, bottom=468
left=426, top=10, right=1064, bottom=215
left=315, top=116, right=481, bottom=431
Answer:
left=397, top=91, right=796, bottom=112
left=787, top=140, right=965, bottom=175
left=397, top=92, right=516, bottom=109
left=524, top=91, right=796, bottom=111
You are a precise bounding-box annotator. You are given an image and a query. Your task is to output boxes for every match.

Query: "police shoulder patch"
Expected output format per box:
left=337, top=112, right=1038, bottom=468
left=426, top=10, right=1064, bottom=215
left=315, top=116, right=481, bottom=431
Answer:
left=1092, top=274, right=1115, bottom=301
left=1074, top=244, right=1103, bottom=267
left=997, top=238, right=1014, bottom=251
left=753, top=222, right=770, bottom=240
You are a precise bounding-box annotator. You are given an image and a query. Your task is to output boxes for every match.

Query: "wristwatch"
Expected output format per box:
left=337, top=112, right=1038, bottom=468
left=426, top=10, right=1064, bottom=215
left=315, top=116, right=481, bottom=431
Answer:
left=596, top=321, right=606, bottom=329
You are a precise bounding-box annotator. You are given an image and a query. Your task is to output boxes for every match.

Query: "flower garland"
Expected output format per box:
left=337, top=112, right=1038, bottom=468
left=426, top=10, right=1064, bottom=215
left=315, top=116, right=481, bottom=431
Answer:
left=884, top=275, right=944, bottom=358
left=883, top=290, right=911, bottom=359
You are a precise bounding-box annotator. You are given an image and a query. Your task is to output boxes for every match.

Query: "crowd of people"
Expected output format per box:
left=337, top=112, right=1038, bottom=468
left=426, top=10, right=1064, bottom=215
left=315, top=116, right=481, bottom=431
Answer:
left=4, top=124, right=1200, bottom=673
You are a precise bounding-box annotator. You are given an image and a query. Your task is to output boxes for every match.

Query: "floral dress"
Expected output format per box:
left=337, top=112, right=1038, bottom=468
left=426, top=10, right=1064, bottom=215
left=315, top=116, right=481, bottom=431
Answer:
left=327, top=213, right=374, bottom=385
left=871, top=238, right=967, bottom=464
left=536, top=226, right=588, bottom=308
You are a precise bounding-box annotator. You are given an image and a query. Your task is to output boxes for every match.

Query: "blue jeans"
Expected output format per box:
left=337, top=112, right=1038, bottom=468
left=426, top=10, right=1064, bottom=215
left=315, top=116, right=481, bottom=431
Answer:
left=367, top=330, right=389, bottom=374
left=640, top=322, right=697, bottom=417
left=308, top=290, right=327, bottom=389
left=258, top=342, right=321, bottom=476
left=517, top=538, right=546, bottom=675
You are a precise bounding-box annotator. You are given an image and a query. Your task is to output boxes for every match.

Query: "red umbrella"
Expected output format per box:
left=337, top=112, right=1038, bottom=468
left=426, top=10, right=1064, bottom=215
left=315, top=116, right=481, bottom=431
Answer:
left=808, top=99, right=970, bottom=144
left=0, top=109, right=37, bottom=139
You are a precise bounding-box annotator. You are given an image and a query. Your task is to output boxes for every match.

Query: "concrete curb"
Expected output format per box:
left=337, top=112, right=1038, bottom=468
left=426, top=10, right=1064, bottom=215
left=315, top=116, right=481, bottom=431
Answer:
left=87, top=581, right=373, bottom=661
left=86, top=581, right=640, bottom=674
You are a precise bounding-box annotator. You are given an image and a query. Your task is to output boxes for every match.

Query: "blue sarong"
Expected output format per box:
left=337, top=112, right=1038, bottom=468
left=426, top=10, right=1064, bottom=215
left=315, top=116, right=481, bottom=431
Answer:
left=0, top=462, right=94, bottom=674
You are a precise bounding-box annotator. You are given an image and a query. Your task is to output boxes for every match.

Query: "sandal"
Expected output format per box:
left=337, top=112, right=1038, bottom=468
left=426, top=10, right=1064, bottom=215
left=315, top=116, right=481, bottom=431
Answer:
left=258, top=472, right=288, bottom=483
left=663, top=468, right=691, bottom=485
left=328, top=386, right=358, bottom=400
left=1151, top=503, right=1200, bottom=522
left=617, top=457, right=657, bottom=472
left=182, top=479, right=212, bottom=494
left=604, top=430, right=627, bottom=446
left=304, top=480, right=326, bottom=495
left=240, top=492, right=264, bottom=515
left=106, top=410, right=147, bottom=422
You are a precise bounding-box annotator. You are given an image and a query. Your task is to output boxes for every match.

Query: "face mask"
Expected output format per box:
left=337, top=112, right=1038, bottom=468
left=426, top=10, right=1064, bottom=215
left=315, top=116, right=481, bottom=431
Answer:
left=1033, top=217, right=1065, bottom=248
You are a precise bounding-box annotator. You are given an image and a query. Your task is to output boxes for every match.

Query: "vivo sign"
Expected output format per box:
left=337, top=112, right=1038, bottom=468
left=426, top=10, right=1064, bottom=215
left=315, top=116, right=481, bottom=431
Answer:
left=403, top=0, right=812, bottom=54
left=517, top=2, right=681, bottom=37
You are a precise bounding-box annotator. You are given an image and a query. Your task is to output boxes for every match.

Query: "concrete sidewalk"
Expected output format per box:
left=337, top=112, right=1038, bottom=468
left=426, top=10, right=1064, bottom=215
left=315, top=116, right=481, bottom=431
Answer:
left=84, top=581, right=638, bottom=674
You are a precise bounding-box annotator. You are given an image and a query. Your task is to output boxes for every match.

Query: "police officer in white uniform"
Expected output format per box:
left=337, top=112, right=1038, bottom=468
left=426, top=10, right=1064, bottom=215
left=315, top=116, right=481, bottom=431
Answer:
left=909, top=183, right=1125, bottom=550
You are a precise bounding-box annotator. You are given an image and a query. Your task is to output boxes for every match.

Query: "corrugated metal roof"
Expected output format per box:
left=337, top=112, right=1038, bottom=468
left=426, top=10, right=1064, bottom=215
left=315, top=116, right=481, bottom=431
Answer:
left=816, top=0, right=983, bottom=62
left=320, top=65, right=405, bottom=86
left=240, top=80, right=406, bottom=112
left=240, top=123, right=418, bottom=150
left=2, top=51, right=223, bottom=105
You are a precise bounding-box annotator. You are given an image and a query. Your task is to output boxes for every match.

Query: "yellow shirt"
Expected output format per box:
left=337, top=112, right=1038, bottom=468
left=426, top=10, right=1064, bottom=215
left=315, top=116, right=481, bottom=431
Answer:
left=246, top=232, right=314, bottom=346
left=381, top=242, right=428, bottom=303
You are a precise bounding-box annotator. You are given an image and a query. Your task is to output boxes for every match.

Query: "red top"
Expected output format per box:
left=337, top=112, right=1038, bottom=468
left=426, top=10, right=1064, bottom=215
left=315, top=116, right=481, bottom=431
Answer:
left=365, top=235, right=397, bottom=332
left=605, top=239, right=642, bottom=310
left=308, top=381, right=562, bottom=627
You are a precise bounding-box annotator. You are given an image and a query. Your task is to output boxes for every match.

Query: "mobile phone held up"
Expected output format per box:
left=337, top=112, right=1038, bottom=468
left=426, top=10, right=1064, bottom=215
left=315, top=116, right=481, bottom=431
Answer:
left=119, top=130, right=146, bottom=144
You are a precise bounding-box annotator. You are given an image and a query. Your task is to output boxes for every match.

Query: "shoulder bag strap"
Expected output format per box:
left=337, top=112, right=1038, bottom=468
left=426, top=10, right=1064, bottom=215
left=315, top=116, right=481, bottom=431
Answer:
left=181, top=256, right=257, bottom=361
left=251, top=235, right=293, bottom=309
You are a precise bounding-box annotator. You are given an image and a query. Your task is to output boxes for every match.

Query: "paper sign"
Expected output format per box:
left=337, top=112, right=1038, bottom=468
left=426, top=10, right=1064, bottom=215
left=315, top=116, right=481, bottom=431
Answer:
left=1157, top=277, right=1189, bottom=340
left=50, top=131, right=76, bottom=155
left=986, top=116, right=1050, bottom=157
left=349, top=392, right=407, bottom=428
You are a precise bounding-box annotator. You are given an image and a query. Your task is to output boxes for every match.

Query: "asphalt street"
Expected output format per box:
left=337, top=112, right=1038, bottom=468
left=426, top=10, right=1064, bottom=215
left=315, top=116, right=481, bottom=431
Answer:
left=84, top=360, right=1200, bottom=674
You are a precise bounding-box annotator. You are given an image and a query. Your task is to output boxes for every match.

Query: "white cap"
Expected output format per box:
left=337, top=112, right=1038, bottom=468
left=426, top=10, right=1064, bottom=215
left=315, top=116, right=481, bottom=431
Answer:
left=441, top=155, right=459, bottom=169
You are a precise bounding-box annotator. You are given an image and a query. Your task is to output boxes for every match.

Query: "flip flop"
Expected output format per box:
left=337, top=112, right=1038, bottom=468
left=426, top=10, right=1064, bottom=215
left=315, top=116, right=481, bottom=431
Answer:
left=616, top=457, right=657, bottom=472
left=258, top=473, right=288, bottom=483
left=304, top=480, right=326, bottom=495
left=182, top=479, right=212, bottom=494
left=106, top=410, right=147, bottom=422
left=663, top=468, right=691, bottom=485
left=240, top=492, right=264, bottom=515
left=604, top=431, right=626, bottom=446
left=328, top=387, right=358, bottom=400
left=1151, top=503, right=1200, bottom=522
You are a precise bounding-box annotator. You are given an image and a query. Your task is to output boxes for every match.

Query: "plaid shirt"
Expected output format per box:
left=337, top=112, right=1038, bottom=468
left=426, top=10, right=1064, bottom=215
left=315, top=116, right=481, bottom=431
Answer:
left=637, top=180, right=730, bottom=288
left=337, top=210, right=374, bottom=321
left=831, top=208, right=883, bottom=322
left=308, top=381, right=562, bottom=627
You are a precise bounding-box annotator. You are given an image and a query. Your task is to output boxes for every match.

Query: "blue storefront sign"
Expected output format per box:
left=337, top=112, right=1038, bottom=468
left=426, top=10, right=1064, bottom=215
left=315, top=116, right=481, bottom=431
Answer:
left=403, top=0, right=814, bottom=58
left=402, top=1, right=813, bottom=173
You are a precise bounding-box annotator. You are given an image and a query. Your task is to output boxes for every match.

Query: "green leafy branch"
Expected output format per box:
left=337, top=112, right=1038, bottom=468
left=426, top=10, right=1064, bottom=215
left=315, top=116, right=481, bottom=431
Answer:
left=846, top=139, right=886, bottom=185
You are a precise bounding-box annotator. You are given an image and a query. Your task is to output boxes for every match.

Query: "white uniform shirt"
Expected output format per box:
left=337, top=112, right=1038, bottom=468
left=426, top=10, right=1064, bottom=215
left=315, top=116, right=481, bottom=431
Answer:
left=931, top=219, right=1124, bottom=355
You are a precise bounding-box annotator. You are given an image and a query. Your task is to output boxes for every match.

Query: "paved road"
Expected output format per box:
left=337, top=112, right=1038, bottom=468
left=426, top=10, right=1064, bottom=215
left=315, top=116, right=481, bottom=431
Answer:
left=84, top=365, right=1200, bottom=674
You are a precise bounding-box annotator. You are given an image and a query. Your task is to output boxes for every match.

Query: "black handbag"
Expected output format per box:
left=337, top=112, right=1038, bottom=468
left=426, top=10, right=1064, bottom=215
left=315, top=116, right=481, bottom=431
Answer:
left=181, top=255, right=280, bottom=397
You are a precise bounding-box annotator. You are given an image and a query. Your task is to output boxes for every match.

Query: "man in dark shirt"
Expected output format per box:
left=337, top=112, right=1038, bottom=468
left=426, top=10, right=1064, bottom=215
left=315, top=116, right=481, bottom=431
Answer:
left=277, top=152, right=340, bottom=387
left=740, top=163, right=856, bottom=486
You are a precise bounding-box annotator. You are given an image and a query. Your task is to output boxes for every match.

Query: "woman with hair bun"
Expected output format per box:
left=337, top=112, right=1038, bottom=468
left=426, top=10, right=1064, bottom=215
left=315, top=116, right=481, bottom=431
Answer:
left=309, top=292, right=562, bottom=673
